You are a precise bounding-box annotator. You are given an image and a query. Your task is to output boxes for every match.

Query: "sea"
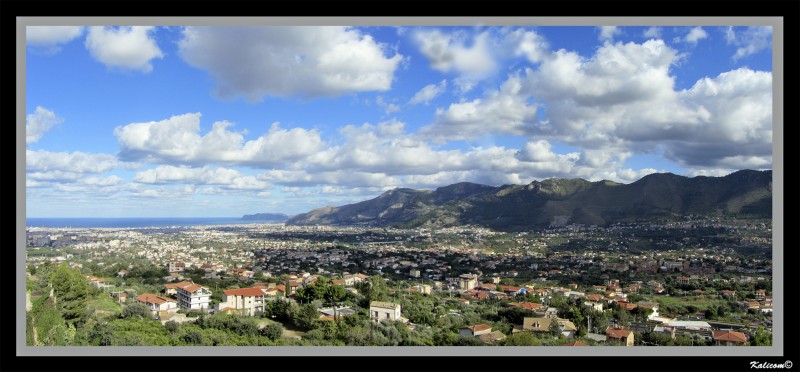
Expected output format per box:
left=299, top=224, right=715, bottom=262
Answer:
left=25, top=217, right=274, bottom=229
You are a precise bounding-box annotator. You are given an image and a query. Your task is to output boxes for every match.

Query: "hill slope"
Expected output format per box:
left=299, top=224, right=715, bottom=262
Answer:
left=285, top=170, right=772, bottom=230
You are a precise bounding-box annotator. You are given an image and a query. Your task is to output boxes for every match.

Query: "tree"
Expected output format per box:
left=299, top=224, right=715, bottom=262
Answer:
left=751, top=327, right=772, bottom=346
left=120, top=302, right=151, bottom=320
left=549, top=319, right=563, bottom=338
left=502, top=332, right=543, bottom=346
left=356, top=276, right=388, bottom=306
left=261, top=322, right=284, bottom=341
left=50, top=263, right=89, bottom=325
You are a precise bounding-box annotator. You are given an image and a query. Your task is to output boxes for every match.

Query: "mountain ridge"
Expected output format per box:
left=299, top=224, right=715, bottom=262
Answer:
left=286, top=170, right=772, bottom=231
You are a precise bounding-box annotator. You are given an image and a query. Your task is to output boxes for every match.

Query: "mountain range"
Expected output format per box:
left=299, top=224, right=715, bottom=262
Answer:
left=285, top=170, right=772, bottom=231
left=241, top=213, right=290, bottom=222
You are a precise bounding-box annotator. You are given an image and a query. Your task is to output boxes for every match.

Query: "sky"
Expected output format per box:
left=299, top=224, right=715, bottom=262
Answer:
left=24, top=24, right=774, bottom=218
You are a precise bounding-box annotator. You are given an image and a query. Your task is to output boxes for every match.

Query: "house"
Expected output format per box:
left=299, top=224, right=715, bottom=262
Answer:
left=136, top=293, right=178, bottom=317
left=722, top=290, right=736, bottom=298
left=713, top=330, right=748, bottom=346
left=521, top=317, right=577, bottom=338
left=177, top=284, right=212, bottom=311
left=755, top=289, right=766, bottom=298
left=508, top=302, right=544, bottom=311
left=606, top=327, right=634, bottom=346
left=370, top=301, right=402, bottom=323
left=218, top=287, right=267, bottom=316
left=676, top=276, right=691, bottom=285
left=168, top=261, right=185, bottom=273
left=458, top=274, right=478, bottom=290
left=163, top=281, right=192, bottom=296
left=501, top=285, right=526, bottom=296
left=459, top=324, right=493, bottom=337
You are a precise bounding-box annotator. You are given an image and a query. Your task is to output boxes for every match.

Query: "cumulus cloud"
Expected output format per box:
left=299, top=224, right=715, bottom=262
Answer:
left=409, top=80, right=447, bottom=105
left=134, top=165, right=269, bottom=190
left=376, top=96, right=401, bottom=114
left=598, top=26, right=621, bottom=41
left=414, top=29, right=497, bottom=92
left=684, top=27, right=708, bottom=45
left=514, top=38, right=771, bottom=173
left=84, top=26, right=164, bottom=72
left=26, top=26, right=84, bottom=53
left=725, top=26, right=772, bottom=61
left=27, top=149, right=118, bottom=174
left=421, top=73, right=537, bottom=141
left=178, top=26, right=402, bottom=100
left=503, top=29, right=549, bottom=63
left=26, top=106, right=63, bottom=144
left=114, top=113, right=324, bottom=167
left=305, top=120, right=466, bottom=176
left=643, top=26, right=662, bottom=38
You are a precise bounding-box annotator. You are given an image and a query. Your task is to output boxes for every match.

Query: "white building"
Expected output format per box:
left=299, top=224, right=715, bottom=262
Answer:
left=458, top=274, right=478, bottom=290
left=369, top=301, right=401, bottom=323
left=217, top=287, right=266, bottom=316
left=136, top=293, right=179, bottom=317
left=177, top=284, right=212, bottom=311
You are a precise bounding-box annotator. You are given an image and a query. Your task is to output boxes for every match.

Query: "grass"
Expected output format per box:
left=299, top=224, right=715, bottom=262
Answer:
left=86, top=294, right=123, bottom=318
left=655, top=295, right=728, bottom=313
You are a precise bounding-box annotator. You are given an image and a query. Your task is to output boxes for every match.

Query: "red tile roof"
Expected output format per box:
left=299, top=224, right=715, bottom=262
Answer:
left=181, top=284, right=205, bottom=293
left=713, top=330, right=748, bottom=343
left=606, top=327, right=632, bottom=339
left=136, top=293, right=176, bottom=305
left=561, top=341, right=588, bottom=346
left=509, top=302, right=543, bottom=311
left=164, top=281, right=192, bottom=289
left=223, top=287, right=266, bottom=297
left=468, top=324, right=492, bottom=332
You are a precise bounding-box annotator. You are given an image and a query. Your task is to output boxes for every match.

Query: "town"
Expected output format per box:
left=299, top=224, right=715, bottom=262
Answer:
left=25, top=217, right=773, bottom=347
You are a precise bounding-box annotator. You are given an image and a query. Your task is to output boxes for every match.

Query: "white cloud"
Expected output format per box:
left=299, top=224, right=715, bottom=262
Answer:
left=27, top=149, right=118, bottom=174
left=134, top=165, right=270, bottom=191
left=421, top=73, right=537, bottom=141
left=26, top=106, right=63, bottom=144
left=598, top=26, right=621, bottom=41
left=84, top=26, right=164, bottom=72
left=178, top=26, right=402, bottom=100
left=376, top=96, right=401, bottom=114
left=114, top=113, right=324, bottom=167
left=643, top=27, right=662, bottom=38
left=26, top=26, right=84, bottom=53
left=725, top=26, right=772, bottom=61
left=409, top=80, right=447, bottom=105
left=516, top=38, right=771, bottom=172
left=414, top=29, right=497, bottom=92
left=684, top=27, right=708, bottom=45
left=82, top=175, right=123, bottom=186
left=503, top=28, right=549, bottom=63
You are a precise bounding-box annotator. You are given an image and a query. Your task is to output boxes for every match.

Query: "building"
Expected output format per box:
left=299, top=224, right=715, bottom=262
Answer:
left=606, top=327, right=635, bottom=346
left=168, top=261, right=185, bottom=273
left=458, top=274, right=478, bottom=290
left=369, top=301, right=401, bottom=323
left=521, top=317, right=577, bottom=338
left=177, top=284, right=212, bottom=311
left=163, top=281, right=192, bottom=296
left=459, top=324, right=493, bottom=337
left=136, top=293, right=178, bottom=317
left=713, top=330, right=749, bottom=346
left=410, top=269, right=421, bottom=278
left=218, top=287, right=267, bottom=316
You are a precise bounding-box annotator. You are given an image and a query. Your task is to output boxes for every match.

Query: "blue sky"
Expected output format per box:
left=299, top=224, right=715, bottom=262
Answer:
left=24, top=25, right=773, bottom=217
